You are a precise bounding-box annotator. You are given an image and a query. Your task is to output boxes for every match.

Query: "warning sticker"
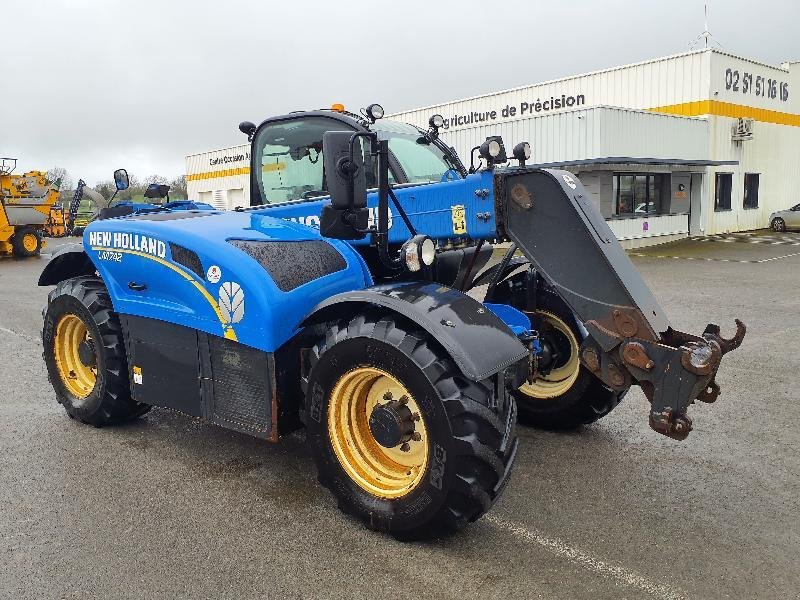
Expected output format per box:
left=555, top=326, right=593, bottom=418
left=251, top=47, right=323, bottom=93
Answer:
left=206, top=265, right=222, bottom=284
left=451, top=205, right=467, bottom=235
left=133, top=366, right=143, bottom=385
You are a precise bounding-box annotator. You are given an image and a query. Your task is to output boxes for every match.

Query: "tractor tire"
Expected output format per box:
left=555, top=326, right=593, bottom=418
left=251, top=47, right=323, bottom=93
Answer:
left=305, top=312, right=517, bottom=539
left=11, top=227, right=42, bottom=257
left=771, top=217, right=786, bottom=232
left=493, top=276, right=626, bottom=430
left=42, top=276, right=150, bottom=426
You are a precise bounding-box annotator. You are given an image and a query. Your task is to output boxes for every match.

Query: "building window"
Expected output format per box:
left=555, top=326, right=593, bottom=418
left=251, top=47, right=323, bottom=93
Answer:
left=613, top=173, right=664, bottom=216
left=743, top=173, right=759, bottom=209
left=715, top=173, right=733, bottom=211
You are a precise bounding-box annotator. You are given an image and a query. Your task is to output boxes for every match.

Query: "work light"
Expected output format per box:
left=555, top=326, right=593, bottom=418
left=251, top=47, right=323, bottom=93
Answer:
left=479, top=136, right=507, bottom=164
left=365, top=103, right=385, bottom=122
left=401, top=235, right=436, bottom=272
left=513, top=141, right=532, bottom=166
left=429, top=114, right=444, bottom=129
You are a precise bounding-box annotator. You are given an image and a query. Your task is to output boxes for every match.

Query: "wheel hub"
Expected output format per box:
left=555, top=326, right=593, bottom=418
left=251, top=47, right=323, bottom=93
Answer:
left=77, top=339, right=96, bottom=367
left=517, top=310, right=581, bottom=400
left=369, top=396, right=416, bottom=449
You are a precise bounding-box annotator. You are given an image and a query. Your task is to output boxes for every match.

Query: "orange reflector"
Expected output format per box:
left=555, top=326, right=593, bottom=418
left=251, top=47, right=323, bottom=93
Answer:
left=331, top=103, right=345, bottom=113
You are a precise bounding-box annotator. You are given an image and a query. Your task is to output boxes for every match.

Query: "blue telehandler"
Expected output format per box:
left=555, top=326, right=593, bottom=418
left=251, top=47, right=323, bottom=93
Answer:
left=39, top=103, right=744, bottom=538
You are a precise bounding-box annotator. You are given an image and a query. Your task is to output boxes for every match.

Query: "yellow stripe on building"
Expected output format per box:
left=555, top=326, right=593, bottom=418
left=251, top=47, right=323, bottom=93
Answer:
left=186, top=166, right=251, bottom=182
left=649, top=100, right=800, bottom=127
left=186, top=162, right=286, bottom=182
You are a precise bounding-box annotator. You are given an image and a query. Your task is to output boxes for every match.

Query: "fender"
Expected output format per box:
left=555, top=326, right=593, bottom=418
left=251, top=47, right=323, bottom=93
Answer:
left=302, top=281, right=529, bottom=381
left=38, top=242, right=95, bottom=286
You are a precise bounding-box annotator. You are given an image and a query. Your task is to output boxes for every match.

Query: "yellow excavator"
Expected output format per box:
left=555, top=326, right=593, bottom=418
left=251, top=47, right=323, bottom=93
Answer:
left=0, top=158, right=61, bottom=257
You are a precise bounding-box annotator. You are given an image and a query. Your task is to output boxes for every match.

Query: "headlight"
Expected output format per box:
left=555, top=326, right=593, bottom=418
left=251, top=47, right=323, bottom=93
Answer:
left=401, top=235, right=436, bottom=272
left=429, top=114, right=444, bottom=129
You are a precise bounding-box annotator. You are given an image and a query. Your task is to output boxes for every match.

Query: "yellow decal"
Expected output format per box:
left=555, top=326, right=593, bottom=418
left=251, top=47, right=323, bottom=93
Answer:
left=261, top=163, right=286, bottom=172
left=451, top=205, right=467, bottom=235
left=133, top=366, right=143, bottom=385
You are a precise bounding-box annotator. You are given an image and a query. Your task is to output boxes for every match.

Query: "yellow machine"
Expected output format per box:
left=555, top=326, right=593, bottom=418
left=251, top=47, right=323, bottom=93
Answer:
left=0, top=158, right=61, bottom=257
left=45, top=204, right=68, bottom=238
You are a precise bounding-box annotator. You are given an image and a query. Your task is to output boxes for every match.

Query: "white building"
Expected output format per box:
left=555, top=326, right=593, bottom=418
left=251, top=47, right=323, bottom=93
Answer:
left=186, top=145, right=251, bottom=210
left=187, top=48, right=800, bottom=246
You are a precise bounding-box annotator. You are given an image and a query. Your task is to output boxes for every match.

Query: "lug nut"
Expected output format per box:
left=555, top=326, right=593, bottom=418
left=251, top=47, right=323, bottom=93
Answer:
left=400, top=442, right=411, bottom=452
left=398, top=395, right=409, bottom=405
left=411, top=432, right=421, bottom=441
left=383, top=391, right=393, bottom=401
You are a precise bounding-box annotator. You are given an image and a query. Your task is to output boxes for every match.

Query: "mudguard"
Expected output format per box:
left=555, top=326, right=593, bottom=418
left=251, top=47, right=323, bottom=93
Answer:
left=38, top=242, right=95, bottom=286
left=302, top=281, right=529, bottom=381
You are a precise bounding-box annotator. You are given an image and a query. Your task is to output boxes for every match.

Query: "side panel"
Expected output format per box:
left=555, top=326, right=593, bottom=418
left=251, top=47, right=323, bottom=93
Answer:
left=121, top=314, right=276, bottom=440
left=121, top=315, right=203, bottom=417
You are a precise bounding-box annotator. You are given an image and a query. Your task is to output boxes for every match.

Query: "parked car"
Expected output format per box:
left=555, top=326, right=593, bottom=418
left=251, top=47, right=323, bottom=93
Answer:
left=769, top=204, right=800, bottom=231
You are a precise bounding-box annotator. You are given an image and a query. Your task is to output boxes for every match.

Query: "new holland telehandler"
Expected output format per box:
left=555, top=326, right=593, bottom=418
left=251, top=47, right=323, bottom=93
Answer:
left=39, top=104, right=744, bottom=538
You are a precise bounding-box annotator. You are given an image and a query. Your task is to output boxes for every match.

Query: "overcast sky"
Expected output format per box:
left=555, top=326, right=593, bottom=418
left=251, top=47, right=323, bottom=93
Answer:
left=2, top=0, right=798, bottom=186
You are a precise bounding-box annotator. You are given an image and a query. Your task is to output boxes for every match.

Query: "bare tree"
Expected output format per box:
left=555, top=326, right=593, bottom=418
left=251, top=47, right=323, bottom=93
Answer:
left=46, top=166, right=75, bottom=202
left=170, top=174, right=187, bottom=199
left=144, top=174, right=169, bottom=186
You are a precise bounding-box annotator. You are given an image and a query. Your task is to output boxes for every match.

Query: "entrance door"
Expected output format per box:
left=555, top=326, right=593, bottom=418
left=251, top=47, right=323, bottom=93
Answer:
left=689, top=173, right=704, bottom=236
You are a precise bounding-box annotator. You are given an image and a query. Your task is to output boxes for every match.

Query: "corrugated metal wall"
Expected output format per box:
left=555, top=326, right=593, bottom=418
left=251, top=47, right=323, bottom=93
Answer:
left=389, top=50, right=710, bottom=132
left=430, top=106, right=709, bottom=167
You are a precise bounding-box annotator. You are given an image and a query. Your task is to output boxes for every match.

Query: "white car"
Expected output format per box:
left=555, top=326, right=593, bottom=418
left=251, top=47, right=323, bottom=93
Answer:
left=769, top=204, right=800, bottom=231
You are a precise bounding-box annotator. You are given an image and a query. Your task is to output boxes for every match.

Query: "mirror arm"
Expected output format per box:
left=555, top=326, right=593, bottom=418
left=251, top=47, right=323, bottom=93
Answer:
left=374, top=138, right=402, bottom=270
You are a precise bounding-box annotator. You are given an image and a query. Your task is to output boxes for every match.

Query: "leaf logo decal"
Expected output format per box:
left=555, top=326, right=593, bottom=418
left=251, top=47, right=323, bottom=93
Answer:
left=219, top=281, right=245, bottom=324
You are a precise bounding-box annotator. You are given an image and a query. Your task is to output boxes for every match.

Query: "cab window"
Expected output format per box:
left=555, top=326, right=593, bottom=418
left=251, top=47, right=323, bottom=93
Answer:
left=253, top=117, right=381, bottom=205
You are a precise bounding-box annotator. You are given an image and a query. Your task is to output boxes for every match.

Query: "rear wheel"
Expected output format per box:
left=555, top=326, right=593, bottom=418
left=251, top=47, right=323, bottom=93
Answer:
left=11, top=227, right=42, bottom=257
left=493, top=276, right=625, bottom=429
left=305, top=312, right=517, bottom=539
left=42, top=276, right=150, bottom=426
left=771, top=217, right=786, bottom=232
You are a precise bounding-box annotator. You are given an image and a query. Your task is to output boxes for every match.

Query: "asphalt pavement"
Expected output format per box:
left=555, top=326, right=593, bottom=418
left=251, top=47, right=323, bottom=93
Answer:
left=1, top=234, right=798, bottom=600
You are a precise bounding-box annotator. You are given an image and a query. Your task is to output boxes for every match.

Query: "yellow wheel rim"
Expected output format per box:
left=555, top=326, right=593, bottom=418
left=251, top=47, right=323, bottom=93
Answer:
left=518, top=310, right=581, bottom=400
left=53, top=314, right=97, bottom=399
left=327, top=367, right=429, bottom=499
left=22, top=233, right=38, bottom=253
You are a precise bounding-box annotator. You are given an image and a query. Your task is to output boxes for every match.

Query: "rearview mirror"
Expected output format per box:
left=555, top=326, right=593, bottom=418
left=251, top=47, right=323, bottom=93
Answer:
left=322, top=131, right=366, bottom=210
left=113, top=168, right=129, bottom=191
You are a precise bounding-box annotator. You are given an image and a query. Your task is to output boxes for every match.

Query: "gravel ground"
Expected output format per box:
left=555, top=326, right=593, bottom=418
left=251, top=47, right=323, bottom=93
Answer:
left=1, top=234, right=798, bottom=600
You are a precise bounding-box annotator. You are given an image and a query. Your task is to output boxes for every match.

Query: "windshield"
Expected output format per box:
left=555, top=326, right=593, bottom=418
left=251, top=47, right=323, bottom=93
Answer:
left=372, top=120, right=461, bottom=184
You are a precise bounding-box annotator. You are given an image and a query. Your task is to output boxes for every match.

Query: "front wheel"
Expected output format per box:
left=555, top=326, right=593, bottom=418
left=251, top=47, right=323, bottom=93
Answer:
left=11, top=227, right=42, bottom=257
left=42, top=276, right=150, bottom=426
left=305, top=312, right=517, bottom=539
left=772, top=218, right=786, bottom=232
left=493, top=277, right=625, bottom=430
